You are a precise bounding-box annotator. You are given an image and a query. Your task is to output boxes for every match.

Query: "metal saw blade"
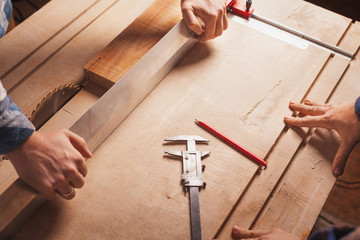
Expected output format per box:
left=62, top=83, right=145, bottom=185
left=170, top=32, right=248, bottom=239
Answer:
left=30, top=83, right=81, bottom=129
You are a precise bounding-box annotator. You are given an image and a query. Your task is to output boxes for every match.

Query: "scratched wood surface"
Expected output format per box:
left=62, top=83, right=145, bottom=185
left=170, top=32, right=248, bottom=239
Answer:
left=11, top=14, right=359, bottom=240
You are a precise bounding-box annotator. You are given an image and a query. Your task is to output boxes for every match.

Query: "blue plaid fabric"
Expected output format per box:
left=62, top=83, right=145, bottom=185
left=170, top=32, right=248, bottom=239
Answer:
left=0, top=0, right=12, bottom=38
left=0, top=81, right=35, bottom=154
left=355, top=96, right=360, bottom=121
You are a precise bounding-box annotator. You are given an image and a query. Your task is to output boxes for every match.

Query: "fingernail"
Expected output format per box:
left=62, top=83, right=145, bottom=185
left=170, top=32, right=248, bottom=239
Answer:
left=284, top=116, right=290, bottom=120
left=333, top=168, right=343, bottom=177
left=304, top=99, right=311, bottom=104
left=289, top=101, right=295, bottom=104
left=232, top=226, right=240, bottom=233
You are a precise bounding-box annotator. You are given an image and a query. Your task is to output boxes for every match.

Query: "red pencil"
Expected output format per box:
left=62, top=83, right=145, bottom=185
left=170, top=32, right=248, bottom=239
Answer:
left=195, top=119, right=267, bottom=167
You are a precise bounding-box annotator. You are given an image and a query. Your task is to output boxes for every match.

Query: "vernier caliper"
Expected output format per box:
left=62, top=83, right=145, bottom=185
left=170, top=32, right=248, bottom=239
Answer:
left=164, top=135, right=210, bottom=240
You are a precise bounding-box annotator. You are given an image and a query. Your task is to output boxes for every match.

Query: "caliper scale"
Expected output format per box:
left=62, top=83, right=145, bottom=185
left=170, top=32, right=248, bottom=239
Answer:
left=164, top=135, right=210, bottom=240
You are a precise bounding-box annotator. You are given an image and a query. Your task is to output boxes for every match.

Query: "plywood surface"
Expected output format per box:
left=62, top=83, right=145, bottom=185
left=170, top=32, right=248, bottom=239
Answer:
left=12, top=16, right=355, bottom=239
left=1, top=0, right=360, bottom=239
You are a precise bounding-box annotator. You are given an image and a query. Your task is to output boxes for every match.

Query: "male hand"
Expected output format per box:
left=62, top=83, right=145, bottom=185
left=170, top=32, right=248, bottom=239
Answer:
left=6, top=129, right=92, bottom=200
left=181, top=0, right=228, bottom=41
left=284, top=99, right=360, bottom=177
left=231, top=226, right=300, bottom=240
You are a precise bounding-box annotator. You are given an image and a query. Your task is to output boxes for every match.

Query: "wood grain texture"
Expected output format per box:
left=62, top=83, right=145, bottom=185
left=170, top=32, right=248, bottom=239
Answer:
left=1, top=0, right=358, bottom=239
left=84, top=0, right=182, bottom=89
left=254, top=0, right=351, bottom=46
left=12, top=18, right=352, bottom=239
left=1, top=0, right=155, bottom=118
left=84, top=0, right=355, bottom=90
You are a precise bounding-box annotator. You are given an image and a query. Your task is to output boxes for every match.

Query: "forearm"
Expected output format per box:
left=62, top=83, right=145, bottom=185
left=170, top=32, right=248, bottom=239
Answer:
left=0, top=81, right=35, bottom=154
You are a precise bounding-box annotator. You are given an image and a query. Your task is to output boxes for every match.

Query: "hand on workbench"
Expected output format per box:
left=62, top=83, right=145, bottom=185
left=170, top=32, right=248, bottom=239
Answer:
left=181, top=0, right=228, bottom=41
left=284, top=99, right=360, bottom=177
left=6, top=129, right=92, bottom=200
left=231, top=226, right=300, bottom=240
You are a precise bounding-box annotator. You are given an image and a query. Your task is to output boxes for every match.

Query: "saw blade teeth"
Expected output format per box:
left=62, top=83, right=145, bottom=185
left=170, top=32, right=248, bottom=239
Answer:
left=29, top=84, right=82, bottom=125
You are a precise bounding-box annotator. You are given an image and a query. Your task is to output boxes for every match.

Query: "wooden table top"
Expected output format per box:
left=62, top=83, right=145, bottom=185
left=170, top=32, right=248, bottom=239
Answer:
left=1, top=0, right=360, bottom=239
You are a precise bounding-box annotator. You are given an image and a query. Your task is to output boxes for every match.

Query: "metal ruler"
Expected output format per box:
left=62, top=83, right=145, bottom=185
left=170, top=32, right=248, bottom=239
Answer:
left=226, top=1, right=353, bottom=59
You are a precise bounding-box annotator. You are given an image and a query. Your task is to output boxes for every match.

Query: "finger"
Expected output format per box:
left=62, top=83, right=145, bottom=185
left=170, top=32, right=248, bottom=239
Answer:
left=232, top=226, right=271, bottom=239
left=284, top=115, right=328, bottom=129
left=198, top=10, right=217, bottom=41
left=66, top=167, right=85, bottom=188
left=77, top=159, right=88, bottom=177
left=214, top=8, right=224, bottom=37
left=304, top=99, right=332, bottom=108
left=223, top=5, right=228, bottom=30
left=332, top=140, right=355, bottom=177
left=289, top=101, right=329, bottom=116
left=65, top=130, right=92, bottom=158
left=182, top=7, right=203, bottom=35
left=56, top=182, right=76, bottom=200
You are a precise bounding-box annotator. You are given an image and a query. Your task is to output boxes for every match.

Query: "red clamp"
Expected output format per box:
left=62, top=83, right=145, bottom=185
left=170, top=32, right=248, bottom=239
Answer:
left=226, top=0, right=254, bottom=19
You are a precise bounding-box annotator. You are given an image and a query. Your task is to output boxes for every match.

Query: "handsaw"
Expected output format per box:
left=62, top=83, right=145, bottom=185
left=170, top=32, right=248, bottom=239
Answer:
left=0, top=19, right=197, bottom=239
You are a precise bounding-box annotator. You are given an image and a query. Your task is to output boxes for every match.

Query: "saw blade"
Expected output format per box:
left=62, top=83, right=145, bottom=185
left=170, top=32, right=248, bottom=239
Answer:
left=30, top=83, right=81, bottom=129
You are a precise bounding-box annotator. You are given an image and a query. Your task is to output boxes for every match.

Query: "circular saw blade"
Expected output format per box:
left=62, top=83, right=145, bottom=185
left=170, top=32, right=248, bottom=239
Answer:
left=30, top=83, right=81, bottom=130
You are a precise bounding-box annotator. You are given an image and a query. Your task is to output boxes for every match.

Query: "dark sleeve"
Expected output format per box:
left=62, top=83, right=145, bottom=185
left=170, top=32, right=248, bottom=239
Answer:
left=0, top=81, right=35, bottom=154
left=308, top=225, right=357, bottom=240
left=355, top=96, right=360, bottom=121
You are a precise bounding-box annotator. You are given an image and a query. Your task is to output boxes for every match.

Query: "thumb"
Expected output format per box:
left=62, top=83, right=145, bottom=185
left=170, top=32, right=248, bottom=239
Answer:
left=332, top=140, right=355, bottom=177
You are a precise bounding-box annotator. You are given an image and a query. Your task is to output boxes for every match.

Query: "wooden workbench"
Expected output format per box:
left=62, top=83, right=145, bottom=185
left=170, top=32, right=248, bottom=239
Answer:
left=1, top=0, right=360, bottom=239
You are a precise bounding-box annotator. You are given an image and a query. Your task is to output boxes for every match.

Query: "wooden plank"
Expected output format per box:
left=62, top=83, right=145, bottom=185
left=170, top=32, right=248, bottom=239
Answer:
left=215, top=53, right=351, bottom=239
left=253, top=51, right=360, bottom=238
left=11, top=18, right=346, bottom=239
left=0, top=0, right=99, bottom=78
left=0, top=0, right=155, bottom=197
left=254, top=0, right=351, bottom=46
left=84, top=0, right=354, bottom=90
left=2, top=0, right=155, bottom=118
left=219, top=20, right=360, bottom=236
left=84, top=0, right=182, bottom=89
left=338, top=21, right=360, bottom=53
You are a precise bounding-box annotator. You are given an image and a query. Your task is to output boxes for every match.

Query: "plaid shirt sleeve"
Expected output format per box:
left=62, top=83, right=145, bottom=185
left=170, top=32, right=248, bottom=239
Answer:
left=0, top=0, right=12, bottom=38
left=0, top=81, right=35, bottom=154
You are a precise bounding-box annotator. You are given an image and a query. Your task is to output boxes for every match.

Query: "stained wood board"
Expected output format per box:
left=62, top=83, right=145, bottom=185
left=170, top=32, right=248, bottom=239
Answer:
left=11, top=16, right=355, bottom=240
left=84, top=0, right=182, bottom=89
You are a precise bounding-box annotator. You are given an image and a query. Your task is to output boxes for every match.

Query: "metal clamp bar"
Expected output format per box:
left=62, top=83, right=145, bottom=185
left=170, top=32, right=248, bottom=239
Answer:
left=252, top=13, right=354, bottom=59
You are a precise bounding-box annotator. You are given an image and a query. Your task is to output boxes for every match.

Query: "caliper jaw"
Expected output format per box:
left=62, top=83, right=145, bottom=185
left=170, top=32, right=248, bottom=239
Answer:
left=164, top=136, right=210, bottom=190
